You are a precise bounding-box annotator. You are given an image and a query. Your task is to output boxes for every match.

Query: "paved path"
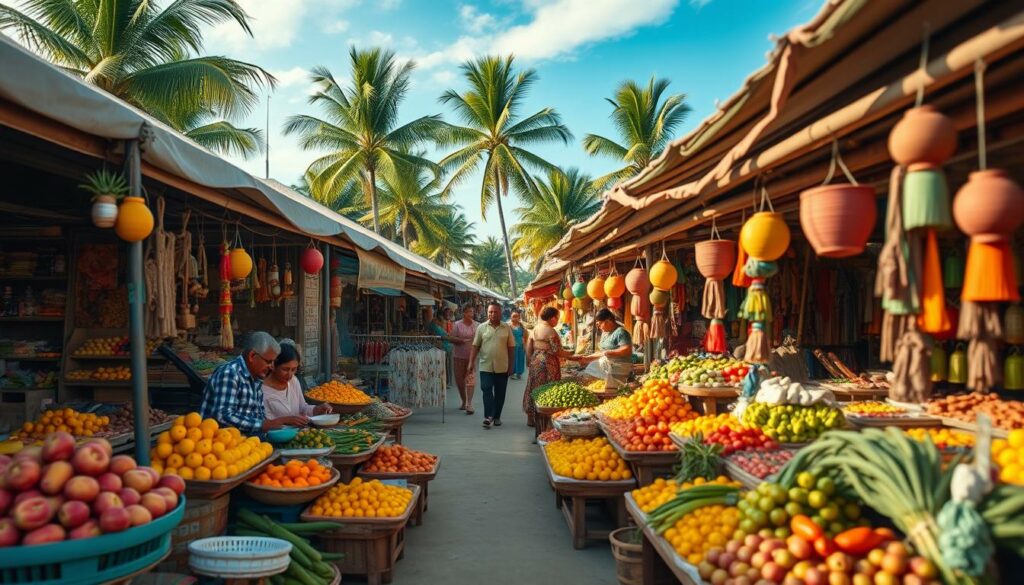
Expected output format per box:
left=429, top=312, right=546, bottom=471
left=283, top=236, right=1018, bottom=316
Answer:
left=396, top=375, right=618, bottom=585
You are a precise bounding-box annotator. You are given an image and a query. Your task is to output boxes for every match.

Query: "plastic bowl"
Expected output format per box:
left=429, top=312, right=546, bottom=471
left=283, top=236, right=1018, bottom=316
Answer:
left=188, top=536, right=292, bottom=578
left=310, top=414, right=340, bottom=427
left=266, top=427, right=299, bottom=443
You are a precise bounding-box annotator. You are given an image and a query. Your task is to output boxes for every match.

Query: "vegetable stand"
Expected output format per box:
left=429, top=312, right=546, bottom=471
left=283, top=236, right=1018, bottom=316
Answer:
left=624, top=493, right=701, bottom=585
left=599, top=418, right=680, bottom=487
left=534, top=405, right=564, bottom=435
left=377, top=410, right=413, bottom=444
left=327, top=434, right=387, bottom=482
left=358, top=457, right=441, bottom=526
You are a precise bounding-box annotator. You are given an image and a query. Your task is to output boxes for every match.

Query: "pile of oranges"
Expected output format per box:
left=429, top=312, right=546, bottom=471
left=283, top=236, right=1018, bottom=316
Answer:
left=251, top=459, right=332, bottom=488
left=665, top=504, right=742, bottom=565
left=544, top=437, right=632, bottom=481
left=992, top=430, right=1024, bottom=485
left=631, top=476, right=740, bottom=513
left=149, top=412, right=274, bottom=481
left=361, top=445, right=438, bottom=473
left=306, top=381, right=372, bottom=405
left=597, top=378, right=695, bottom=423
left=309, top=478, right=414, bottom=518
left=17, top=408, right=109, bottom=439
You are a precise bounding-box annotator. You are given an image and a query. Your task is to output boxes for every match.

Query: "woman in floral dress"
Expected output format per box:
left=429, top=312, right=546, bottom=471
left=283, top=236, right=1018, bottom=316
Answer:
left=523, top=306, right=574, bottom=428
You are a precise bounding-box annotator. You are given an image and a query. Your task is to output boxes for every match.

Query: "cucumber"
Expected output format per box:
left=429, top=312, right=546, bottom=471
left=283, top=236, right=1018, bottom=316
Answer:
left=319, top=552, right=345, bottom=561
left=277, top=521, right=341, bottom=534
left=286, top=559, right=323, bottom=585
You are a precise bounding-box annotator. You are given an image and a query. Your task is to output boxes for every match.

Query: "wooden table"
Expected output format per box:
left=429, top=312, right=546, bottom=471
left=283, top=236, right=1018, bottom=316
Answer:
left=328, top=435, right=386, bottom=482
left=677, top=386, right=739, bottom=415
left=624, top=493, right=701, bottom=585
left=600, top=419, right=679, bottom=487
left=541, top=445, right=635, bottom=549
left=378, top=411, right=412, bottom=444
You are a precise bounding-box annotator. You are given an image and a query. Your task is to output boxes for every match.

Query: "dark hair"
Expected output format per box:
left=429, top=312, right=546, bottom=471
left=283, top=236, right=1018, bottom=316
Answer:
left=487, top=301, right=502, bottom=310
left=275, top=343, right=301, bottom=367
left=540, top=307, right=559, bottom=321
left=595, top=308, right=616, bottom=323
left=461, top=304, right=475, bottom=313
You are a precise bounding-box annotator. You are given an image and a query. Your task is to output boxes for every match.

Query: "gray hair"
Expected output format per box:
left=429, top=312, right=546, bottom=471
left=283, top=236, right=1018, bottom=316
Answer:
left=240, top=331, right=280, bottom=356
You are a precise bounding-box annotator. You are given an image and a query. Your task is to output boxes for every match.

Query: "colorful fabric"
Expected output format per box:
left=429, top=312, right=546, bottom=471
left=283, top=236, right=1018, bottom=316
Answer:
left=512, top=325, right=526, bottom=375
left=200, top=355, right=265, bottom=434
left=523, top=331, right=561, bottom=416
left=427, top=320, right=452, bottom=353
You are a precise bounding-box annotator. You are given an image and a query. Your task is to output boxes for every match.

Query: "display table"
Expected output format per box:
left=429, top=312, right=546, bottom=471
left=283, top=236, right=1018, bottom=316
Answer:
left=378, top=411, right=413, bottom=444
left=328, top=435, right=387, bottom=482
left=624, top=493, right=701, bottom=585
left=540, top=445, right=635, bottom=549
left=677, top=386, right=739, bottom=415
left=358, top=457, right=441, bottom=527
left=535, top=406, right=563, bottom=435
left=600, top=419, right=679, bottom=487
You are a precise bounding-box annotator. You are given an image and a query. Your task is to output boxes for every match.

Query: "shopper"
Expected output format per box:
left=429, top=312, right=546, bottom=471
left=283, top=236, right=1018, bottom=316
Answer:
left=200, top=331, right=281, bottom=433
left=262, top=341, right=332, bottom=426
left=467, top=302, right=515, bottom=429
left=450, top=304, right=479, bottom=414
left=523, top=306, right=575, bottom=430
left=509, top=310, right=527, bottom=379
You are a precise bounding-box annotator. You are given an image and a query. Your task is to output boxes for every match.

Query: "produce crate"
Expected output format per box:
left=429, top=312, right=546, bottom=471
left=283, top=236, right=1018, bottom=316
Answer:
left=599, top=419, right=679, bottom=487
left=0, top=497, right=185, bottom=585
left=623, top=493, right=701, bottom=585
left=328, top=435, right=386, bottom=482
left=182, top=451, right=278, bottom=500
left=157, top=494, right=229, bottom=573
left=0, top=389, right=54, bottom=432
left=378, top=411, right=412, bottom=444
left=358, top=458, right=441, bottom=526
left=242, top=467, right=341, bottom=506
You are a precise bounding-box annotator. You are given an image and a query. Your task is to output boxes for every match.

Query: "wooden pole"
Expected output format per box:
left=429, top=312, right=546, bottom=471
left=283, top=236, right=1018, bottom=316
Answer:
left=796, top=246, right=812, bottom=347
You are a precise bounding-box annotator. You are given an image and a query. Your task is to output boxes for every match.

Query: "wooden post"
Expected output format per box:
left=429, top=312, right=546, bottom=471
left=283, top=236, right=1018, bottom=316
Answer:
left=796, top=246, right=812, bottom=347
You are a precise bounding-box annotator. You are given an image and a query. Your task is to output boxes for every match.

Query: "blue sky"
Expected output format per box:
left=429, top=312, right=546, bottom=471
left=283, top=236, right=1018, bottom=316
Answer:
left=203, top=0, right=821, bottom=245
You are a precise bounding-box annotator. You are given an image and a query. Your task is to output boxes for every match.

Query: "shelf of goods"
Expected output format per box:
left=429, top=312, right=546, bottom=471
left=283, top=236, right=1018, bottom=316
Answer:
left=624, top=493, right=701, bottom=585
left=599, top=418, right=681, bottom=487
left=540, top=440, right=635, bottom=549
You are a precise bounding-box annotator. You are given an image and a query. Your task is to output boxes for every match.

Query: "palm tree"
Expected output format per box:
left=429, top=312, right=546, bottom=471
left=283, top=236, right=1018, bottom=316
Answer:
left=368, top=164, right=448, bottom=248
left=512, top=167, right=600, bottom=271
left=283, top=47, right=444, bottom=233
left=0, top=0, right=274, bottom=158
left=412, top=208, right=477, bottom=269
left=291, top=171, right=366, bottom=221
left=437, top=55, right=572, bottom=297
left=582, top=76, right=691, bottom=190
left=465, top=237, right=508, bottom=290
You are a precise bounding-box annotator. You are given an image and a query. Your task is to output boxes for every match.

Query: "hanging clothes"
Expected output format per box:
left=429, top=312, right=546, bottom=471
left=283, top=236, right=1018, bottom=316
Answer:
left=388, top=344, right=447, bottom=408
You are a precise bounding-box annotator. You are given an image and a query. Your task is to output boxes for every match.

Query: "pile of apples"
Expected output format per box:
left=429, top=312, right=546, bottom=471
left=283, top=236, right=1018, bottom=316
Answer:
left=0, top=432, right=185, bottom=547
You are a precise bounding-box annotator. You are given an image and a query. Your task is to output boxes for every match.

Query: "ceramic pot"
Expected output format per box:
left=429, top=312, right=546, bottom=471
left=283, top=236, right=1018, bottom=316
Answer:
left=625, top=267, right=651, bottom=296
left=953, top=169, right=1024, bottom=242
left=888, top=105, right=957, bottom=166
left=740, top=211, right=790, bottom=261
left=91, top=195, right=119, bottom=228
left=649, top=288, right=670, bottom=307
left=587, top=277, right=606, bottom=300
left=572, top=280, right=588, bottom=299
left=114, top=196, right=154, bottom=242
left=695, top=239, right=736, bottom=280
left=902, top=166, right=952, bottom=231
left=799, top=184, right=876, bottom=258
left=604, top=274, right=626, bottom=298
left=649, top=259, right=678, bottom=290
left=229, top=248, right=253, bottom=280
left=300, top=247, right=324, bottom=274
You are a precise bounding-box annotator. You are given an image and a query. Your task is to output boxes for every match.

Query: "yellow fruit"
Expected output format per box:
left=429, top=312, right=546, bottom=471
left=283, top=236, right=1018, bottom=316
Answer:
left=164, top=467, right=179, bottom=477
left=184, top=412, right=203, bottom=429
left=1010, top=429, right=1024, bottom=450
left=227, top=464, right=239, bottom=477
left=169, top=425, right=187, bottom=442
left=195, top=439, right=212, bottom=456
left=215, top=430, right=233, bottom=445
left=176, top=438, right=196, bottom=456
left=194, top=467, right=212, bottom=481
left=156, top=443, right=174, bottom=459
left=157, top=431, right=172, bottom=445
left=203, top=454, right=219, bottom=469
left=185, top=453, right=204, bottom=469
left=212, top=466, right=228, bottom=480
left=173, top=416, right=185, bottom=427
left=166, top=453, right=184, bottom=469
left=200, top=418, right=219, bottom=433
left=151, top=461, right=164, bottom=474
left=186, top=428, right=203, bottom=442
left=178, top=467, right=194, bottom=480
left=212, top=442, right=226, bottom=455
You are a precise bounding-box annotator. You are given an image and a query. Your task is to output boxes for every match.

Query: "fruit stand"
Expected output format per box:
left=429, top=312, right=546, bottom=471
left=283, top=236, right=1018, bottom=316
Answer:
left=358, top=445, right=440, bottom=526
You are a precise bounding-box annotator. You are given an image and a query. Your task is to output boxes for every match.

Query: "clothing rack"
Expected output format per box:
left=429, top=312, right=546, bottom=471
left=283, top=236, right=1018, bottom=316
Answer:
left=348, top=334, right=447, bottom=422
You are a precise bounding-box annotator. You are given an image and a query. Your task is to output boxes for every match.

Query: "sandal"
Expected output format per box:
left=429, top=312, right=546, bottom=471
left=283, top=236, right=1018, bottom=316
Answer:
left=482, top=418, right=492, bottom=428
left=466, top=408, right=475, bottom=415
left=458, top=404, right=466, bottom=411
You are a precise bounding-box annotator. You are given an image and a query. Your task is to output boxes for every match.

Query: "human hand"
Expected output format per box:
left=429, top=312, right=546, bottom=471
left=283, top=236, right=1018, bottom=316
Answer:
left=278, top=415, right=309, bottom=427
left=314, top=404, right=333, bottom=415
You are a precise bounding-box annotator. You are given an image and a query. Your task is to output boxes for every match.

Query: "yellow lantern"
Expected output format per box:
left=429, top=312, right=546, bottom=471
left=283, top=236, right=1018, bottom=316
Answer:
left=230, top=248, right=253, bottom=280
left=114, top=197, right=154, bottom=242
left=740, top=211, right=791, bottom=261
left=587, top=276, right=606, bottom=301
left=562, top=286, right=574, bottom=301
left=604, top=274, right=626, bottom=298
left=649, top=260, right=678, bottom=290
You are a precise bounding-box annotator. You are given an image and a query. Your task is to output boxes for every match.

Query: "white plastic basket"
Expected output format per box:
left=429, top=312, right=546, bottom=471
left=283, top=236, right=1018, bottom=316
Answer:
left=188, top=536, right=292, bottom=578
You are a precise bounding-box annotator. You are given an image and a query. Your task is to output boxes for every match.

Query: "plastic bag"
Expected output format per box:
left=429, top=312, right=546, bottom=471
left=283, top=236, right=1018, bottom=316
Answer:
left=582, top=356, right=628, bottom=388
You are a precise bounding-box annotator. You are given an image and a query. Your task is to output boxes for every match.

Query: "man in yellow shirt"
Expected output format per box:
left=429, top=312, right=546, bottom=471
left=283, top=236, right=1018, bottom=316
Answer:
left=467, top=301, right=516, bottom=429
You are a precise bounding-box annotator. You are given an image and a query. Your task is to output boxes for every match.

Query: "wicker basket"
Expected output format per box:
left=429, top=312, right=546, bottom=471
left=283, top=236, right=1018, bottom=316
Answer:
left=553, top=417, right=599, bottom=438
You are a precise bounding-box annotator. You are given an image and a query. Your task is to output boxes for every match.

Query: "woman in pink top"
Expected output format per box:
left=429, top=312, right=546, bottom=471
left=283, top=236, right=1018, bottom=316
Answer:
left=262, top=342, right=332, bottom=425
left=450, top=305, right=479, bottom=414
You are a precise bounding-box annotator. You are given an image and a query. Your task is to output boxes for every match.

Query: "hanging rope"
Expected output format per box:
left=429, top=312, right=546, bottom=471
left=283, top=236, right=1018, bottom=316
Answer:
left=822, top=138, right=859, bottom=186
left=975, top=59, right=987, bottom=171
left=915, top=22, right=931, bottom=107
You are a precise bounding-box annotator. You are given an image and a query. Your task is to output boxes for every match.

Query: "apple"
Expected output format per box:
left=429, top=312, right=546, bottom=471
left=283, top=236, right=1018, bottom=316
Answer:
left=14, top=489, right=44, bottom=505
left=41, top=431, right=75, bottom=463
left=880, top=554, right=907, bottom=576
left=719, top=552, right=737, bottom=569
left=805, top=567, right=827, bottom=585
left=855, top=559, right=878, bottom=577
left=99, top=507, right=131, bottom=533
left=4, top=458, right=41, bottom=492
left=122, top=469, right=153, bottom=494
left=150, top=487, right=178, bottom=511
left=786, top=535, right=812, bottom=560
left=829, top=571, right=851, bottom=585
left=157, top=474, right=186, bottom=495
left=710, top=568, right=728, bottom=585
left=13, top=446, right=42, bottom=464
left=852, top=575, right=872, bottom=585
left=772, top=548, right=796, bottom=569
left=108, top=455, right=136, bottom=476
left=707, top=548, right=722, bottom=565
left=751, top=551, right=768, bottom=569
left=125, top=504, right=152, bottom=527
left=737, top=545, right=754, bottom=563
left=0, top=518, right=20, bottom=547
left=119, top=487, right=141, bottom=507
left=727, top=539, right=743, bottom=554
left=827, top=552, right=853, bottom=573
left=140, top=493, right=167, bottom=518
left=730, top=562, right=752, bottom=578
left=783, top=576, right=804, bottom=585
left=40, top=461, right=74, bottom=495
left=698, top=561, right=716, bottom=579
left=68, top=519, right=101, bottom=540
left=64, top=476, right=101, bottom=503
left=72, top=443, right=110, bottom=477
left=903, top=576, right=925, bottom=585
left=0, top=489, right=10, bottom=515
left=98, top=472, right=122, bottom=493
left=745, top=534, right=764, bottom=549
left=93, top=492, right=123, bottom=515
left=57, top=500, right=91, bottom=529
left=909, top=557, right=937, bottom=580
left=760, top=539, right=785, bottom=554
left=761, top=561, right=786, bottom=583
left=138, top=466, right=161, bottom=487
left=45, top=495, right=64, bottom=513
left=22, top=523, right=65, bottom=546
left=12, top=497, right=55, bottom=531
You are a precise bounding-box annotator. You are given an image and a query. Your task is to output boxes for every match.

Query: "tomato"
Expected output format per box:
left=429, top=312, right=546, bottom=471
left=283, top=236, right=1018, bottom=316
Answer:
left=791, top=515, right=825, bottom=541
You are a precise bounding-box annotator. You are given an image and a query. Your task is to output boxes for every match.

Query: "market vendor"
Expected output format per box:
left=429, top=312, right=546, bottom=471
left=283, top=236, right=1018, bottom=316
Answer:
left=262, top=341, right=332, bottom=426
left=199, top=331, right=284, bottom=433
left=574, top=308, right=633, bottom=382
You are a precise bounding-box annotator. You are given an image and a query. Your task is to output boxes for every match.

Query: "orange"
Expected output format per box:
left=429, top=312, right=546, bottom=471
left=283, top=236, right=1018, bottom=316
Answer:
left=226, top=464, right=239, bottom=477
left=175, top=438, right=196, bottom=456
left=211, top=465, right=229, bottom=480
left=215, top=430, right=233, bottom=445
left=156, top=443, right=174, bottom=459
left=166, top=453, right=184, bottom=469
left=203, top=454, right=219, bottom=468
left=212, top=442, right=227, bottom=456
left=184, top=412, right=203, bottom=429
left=157, top=431, right=172, bottom=445
left=178, top=467, right=194, bottom=480
left=195, top=439, right=213, bottom=456
left=194, top=467, right=212, bottom=481
left=164, top=467, right=179, bottom=477
left=169, top=425, right=187, bottom=442
left=173, top=416, right=185, bottom=427
left=185, top=453, right=204, bottom=469
left=186, top=428, right=203, bottom=442
left=201, top=418, right=219, bottom=434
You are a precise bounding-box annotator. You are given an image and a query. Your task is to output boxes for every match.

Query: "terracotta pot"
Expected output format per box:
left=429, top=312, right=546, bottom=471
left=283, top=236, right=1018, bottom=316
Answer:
left=625, top=267, right=651, bottom=296
left=695, top=239, right=736, bottom=280
left=799, top=184, right=877, bottom=258
left=587, top=277, right=606, bottom=300
left=740, top=211, right=790, bottom=261
left=571, top=280, right=588, bottom=299
left=888, top=105, right=957, bottom=166
left=649, top=288, right=670, bottom=307
left=953, top=169, right=1024, bottom=242
left=649, top=260, right=678, bottom=290
left=300, top=248, right=324, bottom=274
left=562, top=286, right=574, bottom=301
left=114, top=196, right=154, bottom=242
left=604, top=274, right=626, bottom=298
left=91, top=195, right=119, bottom=228
left=229, top=248, right=253, bottom=280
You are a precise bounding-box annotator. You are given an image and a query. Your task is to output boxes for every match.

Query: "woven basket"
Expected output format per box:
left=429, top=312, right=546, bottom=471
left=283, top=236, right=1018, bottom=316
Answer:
left=553, top=418, right=599, bottom=438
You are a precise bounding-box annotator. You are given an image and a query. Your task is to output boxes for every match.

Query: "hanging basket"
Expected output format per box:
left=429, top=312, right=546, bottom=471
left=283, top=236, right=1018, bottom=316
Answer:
left=587, top=276, right=607, bottom=301
left=114, top=196, right=154, bottom=242
left=91, top=196, right=119, bottom=228
left=953, top=169, right=1024, bottom=242
left=740, top=211, right=790, bottom=261
left=799, top=184, right=876, bottom=258
left=625, top=267, right=650, bottom=296
left=695, top=240, right=736, bottom=280
left=887, top=105, right=958, bottom=167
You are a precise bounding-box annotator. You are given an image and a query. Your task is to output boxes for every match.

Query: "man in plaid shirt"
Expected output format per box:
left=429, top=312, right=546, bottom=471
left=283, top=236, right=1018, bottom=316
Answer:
left=200, top=332, right=283, bottom=434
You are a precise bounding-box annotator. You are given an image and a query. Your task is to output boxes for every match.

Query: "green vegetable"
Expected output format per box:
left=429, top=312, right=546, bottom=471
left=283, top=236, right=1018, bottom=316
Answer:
left=646, top=484, right=740, bottom=534
left=532, top=381, right=599, bottom=408
left=237, top=509, right=322, bottom=563
left=674, top=432, right=722, bottom=483
left=285, top=560, right=322, bottom=585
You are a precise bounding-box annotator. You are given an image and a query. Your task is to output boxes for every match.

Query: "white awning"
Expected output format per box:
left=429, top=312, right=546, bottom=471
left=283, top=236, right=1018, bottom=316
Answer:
left=403, top=287, right=435, bottom=306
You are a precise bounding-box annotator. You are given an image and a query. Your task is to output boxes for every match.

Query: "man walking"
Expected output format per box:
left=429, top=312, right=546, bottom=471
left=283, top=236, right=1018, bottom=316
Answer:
left=467, top=302, right=515, bottom=429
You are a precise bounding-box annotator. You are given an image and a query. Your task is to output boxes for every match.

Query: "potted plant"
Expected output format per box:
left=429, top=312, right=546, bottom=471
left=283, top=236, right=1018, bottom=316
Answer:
left=80, top=169, right=128, bottom=228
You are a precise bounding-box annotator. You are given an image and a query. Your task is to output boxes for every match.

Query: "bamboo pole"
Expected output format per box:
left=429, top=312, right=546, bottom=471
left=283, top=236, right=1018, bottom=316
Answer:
left=796, top=246, right=812, bottom=347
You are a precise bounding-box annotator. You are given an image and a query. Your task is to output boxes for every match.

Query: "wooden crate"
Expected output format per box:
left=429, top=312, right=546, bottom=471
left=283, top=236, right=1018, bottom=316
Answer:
left=0, top=389, right=55, bottom=431
left=358, top=458, right=441, bottom=526
left=157, top=493, right=230, bottom=572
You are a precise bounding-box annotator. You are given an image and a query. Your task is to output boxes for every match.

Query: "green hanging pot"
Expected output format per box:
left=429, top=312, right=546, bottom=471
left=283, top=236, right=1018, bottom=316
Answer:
left=930, top=343, right=948, bottom=382
left=943, top=248, right=965, bottom=289
left=1006, top=304, right=1024, bottom=345
left=572, top=280, right=588, bottom=300
left=902, top=167, right=953, bottom=231
left=1005, top=348, right=1024, bottom=391
left=948, top=344, right=967, bottom=385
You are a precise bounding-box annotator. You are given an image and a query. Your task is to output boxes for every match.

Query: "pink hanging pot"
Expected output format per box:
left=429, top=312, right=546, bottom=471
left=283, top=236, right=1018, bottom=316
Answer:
left=799, top=184, right=877, bottom=258
left=887, top=105, right=958, bottom=167
left=953, top=169, right=1024, bottom=242
left=625, top=265, right=651, bottom=296
left=695, top=240, right=736, bottom=280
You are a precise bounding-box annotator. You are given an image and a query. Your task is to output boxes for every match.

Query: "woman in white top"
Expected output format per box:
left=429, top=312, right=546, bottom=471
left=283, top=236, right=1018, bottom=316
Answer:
left=262, top=342, right=332, bottom=427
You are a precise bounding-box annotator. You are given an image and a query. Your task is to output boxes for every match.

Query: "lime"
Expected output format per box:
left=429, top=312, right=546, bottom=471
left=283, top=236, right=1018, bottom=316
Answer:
left=808, top=490, right=827, bottom=509
left=758, top=497, right=776, bottom=512
left=784, top=502, right=804, bottom=517
left=769, top=508, right=788, bottom=527
left=843, top=502, right=862, bottom=520
left=820, top=504, right=840, bottom=521
left=816, top=477, right=836, bottom=496
left=788, top=487, right=808, bottom=504
left=774, top=526, right=791, bottom=539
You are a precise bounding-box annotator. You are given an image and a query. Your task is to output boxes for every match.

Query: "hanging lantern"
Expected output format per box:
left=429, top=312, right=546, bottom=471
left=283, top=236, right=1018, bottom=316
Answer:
left=625, top=266, right=650, bottom=296
left=604, top=274, right=626, bottom=298
left=562, top=286, right=574, bottom=301
left=695, top=240, right=736, bottom=281
left=930, top=343, right=948, bottom=382
left=587, top=275, right=606, bottom=301
left=608, top=296, right=623, bottom=310
left=1006, top=348, right=1024, bottom=391
left=300, top=246, right=324, bottom=274
left=953, top=169, right=1024, bottom=242
left=739, top=212, right=790, bottom=261
left=947, top=344, right=967, bottom=385
left=943, top=247, right=965, bottom=289
left=114, top=197, right=154, bottom=242
left=961, top=240, right=1020, bottom=302
left=649, top=260, right=678, bottom=290
left=800, top=184, right=877, bottom=257
left=1005, top=304, right=1024, bottom=344
left=571, top=279, right=588, bottom=300
left=887, top=105, right=958, bottom=167
left=229, top=247, right=253, bottom=280
left=330, top=274, right=343, bottom=308
left=649, top=288, right=670, bottom=306
left=269, top=264, right=281, bottom=298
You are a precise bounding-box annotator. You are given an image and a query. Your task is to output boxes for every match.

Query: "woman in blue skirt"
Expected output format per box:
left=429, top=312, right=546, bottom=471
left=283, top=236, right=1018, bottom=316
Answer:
left=509, top=310, right=527, bottom=379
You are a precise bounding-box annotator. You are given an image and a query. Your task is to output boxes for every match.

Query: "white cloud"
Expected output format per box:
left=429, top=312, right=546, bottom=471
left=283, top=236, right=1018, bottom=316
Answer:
left=271, top=66, right=310, bottom=88
left=322, top=19, right=350, bottom=34
left=459, top=5, right=497, bottom=34
left=207, top=0, right=308, bottom=52
left=432, top=70, right=456, bottom=85
left=368, top=30, right=394, bottom=46
left=380, top=0, right=401, bottom=9
left=689, top=0, right=712, bottom=8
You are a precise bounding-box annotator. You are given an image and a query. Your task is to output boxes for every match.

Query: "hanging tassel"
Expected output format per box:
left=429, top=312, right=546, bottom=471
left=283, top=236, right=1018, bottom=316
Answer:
left=739, top=279, right=771, bottom=322
left=701, top=279, right=726, bottom=320
left=918, top=230, right=951, bottom=334
left=704, top=318, right=727, bottom=353
left=633, top=319, right=650, bottom=344
left=961, top=239, right=1020, bottom=302
left=745, top=322, right=771, bottom=364
left=732, top=241, right=752, bottom=288
left=879, top=313, right=911, bottom=363
left=890, top=327, right=933, bottom=403
left=958, top=301, right=1004, bottom=392
left=650, top=306, right=667, bottom=339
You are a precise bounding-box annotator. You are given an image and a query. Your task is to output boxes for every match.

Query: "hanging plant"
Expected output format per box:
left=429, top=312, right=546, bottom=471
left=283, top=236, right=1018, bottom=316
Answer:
left=800, top=141, right=877, bottom=257
left=300, top=242, right=324, bottom=274
left=80, top=169, right=128, bottom=229
left=696, top=219, right=735, bottom=353
left=114, top=195, right=154, bottom=242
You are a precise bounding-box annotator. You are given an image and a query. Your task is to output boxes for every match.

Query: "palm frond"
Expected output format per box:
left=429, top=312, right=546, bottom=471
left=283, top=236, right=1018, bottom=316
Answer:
left=184, top=120, right=264, bottom=158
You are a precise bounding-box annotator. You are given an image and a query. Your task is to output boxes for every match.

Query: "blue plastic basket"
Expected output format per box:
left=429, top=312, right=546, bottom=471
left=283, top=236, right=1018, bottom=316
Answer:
left=0, top=496, right=186, bottom=585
